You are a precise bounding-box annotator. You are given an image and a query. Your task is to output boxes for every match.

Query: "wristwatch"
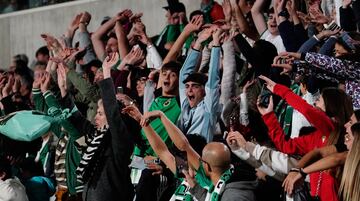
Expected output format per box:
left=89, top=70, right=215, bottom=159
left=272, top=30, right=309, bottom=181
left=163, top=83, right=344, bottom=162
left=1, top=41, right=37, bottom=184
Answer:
left=278, top=10, right=290, bottom=19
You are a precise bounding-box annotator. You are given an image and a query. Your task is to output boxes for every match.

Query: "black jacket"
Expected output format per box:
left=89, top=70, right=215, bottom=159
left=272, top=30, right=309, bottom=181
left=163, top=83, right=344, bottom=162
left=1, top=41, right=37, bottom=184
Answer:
left=66, top=78, right=140, bottom=201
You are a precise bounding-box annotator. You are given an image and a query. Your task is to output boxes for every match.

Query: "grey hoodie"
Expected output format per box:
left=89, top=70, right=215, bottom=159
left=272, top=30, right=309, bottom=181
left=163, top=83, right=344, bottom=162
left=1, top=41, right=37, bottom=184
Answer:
left=220, top=180, right=257, bottom=201
left=190, top=180, right=258, bottom=201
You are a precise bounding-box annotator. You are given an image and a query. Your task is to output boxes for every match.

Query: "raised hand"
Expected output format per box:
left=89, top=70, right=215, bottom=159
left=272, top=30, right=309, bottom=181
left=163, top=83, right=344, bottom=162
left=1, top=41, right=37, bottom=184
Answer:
left=116, top=9, right=133, bottom=23
left=102, top=52, right=120, bottom=71
left=222, top=0, right=232, bottom=21
left=130, top=12, right=143, bottom=23
left=116, top=93, right=135, bottom=107
left=57, top=63, right=68, bottom=89
left=243, top=79, right=256, bottom=93
left=41, top=33, right=62, bottom=54
left=68, top=13, right=82, bottom=32
left=319, top=27, right=342, bottom=39
left=226, top=131, right=247, bottom=149
left=256, top=93, right=274, bottom=115
left=258, top=75, right=276, bottom=92
left=140, top=111, right=163, bottom=127
left=40, top=72, right=52, bottom=94
left=286, top=0, right=296, bottom=15
left=122, top=104, right=142, bottom=122
left=275, top=0, right=287, bottom=13
left=212, top=27, right=224, bottom=46
left=197, top=28, right=214, bottom=43
left=183, top=15, right=204, bottom=33
left=79, top=11, right=92, bottom=24
left=119, top=47, right=144, bottom=71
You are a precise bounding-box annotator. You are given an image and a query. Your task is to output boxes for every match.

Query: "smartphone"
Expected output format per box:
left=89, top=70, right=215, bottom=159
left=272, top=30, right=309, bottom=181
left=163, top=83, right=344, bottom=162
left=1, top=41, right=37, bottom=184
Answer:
left=324, top=21, right=341, bottom=31
left=258, top=84, right=272, bottom=108
left=117, top=86, right=123, bottom=94
left=175, top=152, right=188, bottom=178
left=279, top=57, right=287, bottom=64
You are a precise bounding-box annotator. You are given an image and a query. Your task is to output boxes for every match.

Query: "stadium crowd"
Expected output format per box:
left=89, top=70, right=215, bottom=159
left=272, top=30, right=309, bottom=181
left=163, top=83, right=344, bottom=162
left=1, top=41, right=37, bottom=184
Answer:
left=0, top=0, right=360, bottom=201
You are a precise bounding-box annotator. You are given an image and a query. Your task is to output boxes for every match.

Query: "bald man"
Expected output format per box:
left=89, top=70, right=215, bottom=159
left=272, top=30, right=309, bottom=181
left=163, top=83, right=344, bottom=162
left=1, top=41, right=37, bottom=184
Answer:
left=186, top=142, right=256, bottom=201
left=145, top=110, right=257, bottom=200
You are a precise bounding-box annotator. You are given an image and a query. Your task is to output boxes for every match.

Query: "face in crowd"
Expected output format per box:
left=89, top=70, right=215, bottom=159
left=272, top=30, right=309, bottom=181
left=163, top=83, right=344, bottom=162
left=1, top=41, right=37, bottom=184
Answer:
left=136, top=77, right=147, bottom=97
left=94, top=100, right=108, bottom=129
left=105, top=36, right=118, bottom=55
left=161, top=69, right=179, bottom=96
left=185, top=81, right=205, bottom=108
left=267, top=12, right=279, bottom=35
left=344, top=114, right=358, bottom=150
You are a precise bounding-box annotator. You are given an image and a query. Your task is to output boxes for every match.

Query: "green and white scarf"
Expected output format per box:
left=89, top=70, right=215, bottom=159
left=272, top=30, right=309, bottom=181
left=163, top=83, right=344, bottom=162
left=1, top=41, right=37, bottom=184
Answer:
left=170, top=179, right=195, bottom=201
left=204, top=167, right=234, bottom=201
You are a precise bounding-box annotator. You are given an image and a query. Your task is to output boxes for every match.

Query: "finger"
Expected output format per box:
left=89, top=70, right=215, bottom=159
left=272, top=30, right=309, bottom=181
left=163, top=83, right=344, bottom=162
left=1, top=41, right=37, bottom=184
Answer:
left=258, top=75, right=271, bottom=83
left=268, top=96, right=274, bottom=108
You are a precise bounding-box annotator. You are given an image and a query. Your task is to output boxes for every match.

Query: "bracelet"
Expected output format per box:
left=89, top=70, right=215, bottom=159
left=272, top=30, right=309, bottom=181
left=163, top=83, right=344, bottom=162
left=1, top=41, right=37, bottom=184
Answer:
left=289, top=168, right=300, bottom=173
left=299, top=168, right=307, bottom=178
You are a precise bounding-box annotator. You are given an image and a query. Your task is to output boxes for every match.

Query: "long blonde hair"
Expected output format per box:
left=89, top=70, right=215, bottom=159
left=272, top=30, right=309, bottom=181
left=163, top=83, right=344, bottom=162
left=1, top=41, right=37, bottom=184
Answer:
left=340, top=123, right=360, bottom=201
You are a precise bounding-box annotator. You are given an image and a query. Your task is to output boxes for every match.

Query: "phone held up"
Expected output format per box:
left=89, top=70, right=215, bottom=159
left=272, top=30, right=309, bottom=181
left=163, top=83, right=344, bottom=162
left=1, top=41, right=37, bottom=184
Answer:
left=258, top=84, right=272, bottom=108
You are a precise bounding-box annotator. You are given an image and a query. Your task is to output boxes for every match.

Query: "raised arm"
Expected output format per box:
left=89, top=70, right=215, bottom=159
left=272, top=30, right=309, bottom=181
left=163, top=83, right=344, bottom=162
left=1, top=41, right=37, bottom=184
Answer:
left=251, top=0, right=268, bottom=35
left=203, top=29, right=222, bottom=140
left=114, top=10, right=132, bottom=60
left=101, top=52, right=137, bottom=159
left=304, top=52, right=360, bottom=81
left=230, top=0, right=259, bottom=40
left=91, top=10, right=129, bottom=61
left=141, top=111, right=177, bottom=173
left=220, top=39, right=237, bottom=104
left=163, top=15, right=203, bottom=64
left=64, top=13, right=82, bottom=47
left=141, top=111, right=201, bottom=170
left=260, top=75, right=334, bottom=135
left=77, top=12, right=97, bottom=64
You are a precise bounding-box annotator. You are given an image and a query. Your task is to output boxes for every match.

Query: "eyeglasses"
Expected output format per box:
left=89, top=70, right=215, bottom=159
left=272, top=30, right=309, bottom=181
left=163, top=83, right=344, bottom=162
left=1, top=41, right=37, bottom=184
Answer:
left=200, top=158, right=212, bottom=171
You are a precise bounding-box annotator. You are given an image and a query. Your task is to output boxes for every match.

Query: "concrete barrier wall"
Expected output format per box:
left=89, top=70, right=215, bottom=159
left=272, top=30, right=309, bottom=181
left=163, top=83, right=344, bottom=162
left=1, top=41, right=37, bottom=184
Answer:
left=0, top=0, right=200, bottom=69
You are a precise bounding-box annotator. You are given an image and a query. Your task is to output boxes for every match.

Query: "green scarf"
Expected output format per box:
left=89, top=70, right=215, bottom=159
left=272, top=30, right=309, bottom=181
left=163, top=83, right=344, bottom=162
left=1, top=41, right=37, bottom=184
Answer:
left=171, top=179, right=193, bottom=201
left=275, top=84, right=300, bottom=138
left=204, top=167, right=234, bottom=201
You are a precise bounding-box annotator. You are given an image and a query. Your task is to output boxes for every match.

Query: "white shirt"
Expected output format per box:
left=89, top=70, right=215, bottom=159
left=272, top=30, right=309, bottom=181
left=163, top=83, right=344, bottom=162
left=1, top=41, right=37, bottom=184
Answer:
left=260, top=30, right=286, bottom=54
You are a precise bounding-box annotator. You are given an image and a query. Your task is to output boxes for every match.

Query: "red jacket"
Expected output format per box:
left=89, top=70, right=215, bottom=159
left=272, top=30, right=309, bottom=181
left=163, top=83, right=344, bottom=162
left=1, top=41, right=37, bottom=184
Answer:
left=262, top=84, right=338, bottom=201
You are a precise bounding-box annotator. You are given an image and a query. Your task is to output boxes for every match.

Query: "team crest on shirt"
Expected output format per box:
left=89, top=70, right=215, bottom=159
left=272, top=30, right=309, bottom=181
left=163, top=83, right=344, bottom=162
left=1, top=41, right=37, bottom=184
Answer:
left=163, top=99, right=171, bottom=107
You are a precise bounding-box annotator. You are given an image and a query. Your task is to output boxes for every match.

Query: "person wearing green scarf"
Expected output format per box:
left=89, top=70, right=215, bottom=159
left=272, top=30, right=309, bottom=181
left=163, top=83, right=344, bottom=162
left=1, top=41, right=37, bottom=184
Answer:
left=186, top=143, right=256, bottom=201
left=133, top=110, right=257, bottom=201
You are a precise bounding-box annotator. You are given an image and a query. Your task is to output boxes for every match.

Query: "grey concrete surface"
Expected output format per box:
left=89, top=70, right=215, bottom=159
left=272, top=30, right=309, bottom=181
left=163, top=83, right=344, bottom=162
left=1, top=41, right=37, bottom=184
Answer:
left=0, top=0, right=200, bottom=69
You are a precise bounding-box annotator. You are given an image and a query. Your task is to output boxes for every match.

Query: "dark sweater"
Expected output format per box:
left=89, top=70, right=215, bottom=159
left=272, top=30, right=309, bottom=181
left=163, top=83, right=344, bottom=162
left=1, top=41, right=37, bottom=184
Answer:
left=67, top=78, right=140, bottom=201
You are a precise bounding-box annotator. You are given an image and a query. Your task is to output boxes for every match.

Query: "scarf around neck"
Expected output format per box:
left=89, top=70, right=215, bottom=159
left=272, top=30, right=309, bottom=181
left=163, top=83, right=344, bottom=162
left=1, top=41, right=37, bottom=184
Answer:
left=204, top=167, right=234, bottom=201
left=76, top=125, right=109, bottom=183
